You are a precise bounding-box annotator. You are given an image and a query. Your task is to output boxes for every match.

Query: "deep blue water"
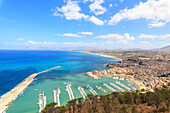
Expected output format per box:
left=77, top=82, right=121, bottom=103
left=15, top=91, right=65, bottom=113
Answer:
left=0, top=50, right=119, bottom=96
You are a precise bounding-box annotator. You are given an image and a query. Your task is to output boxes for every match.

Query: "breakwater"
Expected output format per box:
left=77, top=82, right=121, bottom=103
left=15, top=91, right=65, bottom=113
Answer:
left=0, top=66, right=61, bottom=113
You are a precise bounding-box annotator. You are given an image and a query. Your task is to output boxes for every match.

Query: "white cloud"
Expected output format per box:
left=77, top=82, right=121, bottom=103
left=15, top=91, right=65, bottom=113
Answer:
left=108, top=0, right=170, bottom=27
left=139, top=41, right=150, bottom=44
left=109, top=4, right=113, bottom=7
left=119, top=0, right=123, bottom=3
left=78, top=32, right=93, bottom=35
left=83, top=0, right=93, bottom=3
left=139, top=34, right=170, bottom=40
left=26, top=40, right=58, bottom=45
left=139, top=34, right=158, bottom=39
left=17, top=38, right=24, bottom=41
left=63, top=42, right=81, bottom=46
left=89, top=16, right=105, bottom=25
left=95, top=33, right=135, bottom=44
left=0, top=17, right=14, bottom=23
left=53, top=0, right=89, bottom=20
left=149, top=21, right=166, bottom=28
left=114, top=3, right=118, bottom=7
left=58, top=33, right=82, bottom=38
left=89, top=0, right=106, bottom=15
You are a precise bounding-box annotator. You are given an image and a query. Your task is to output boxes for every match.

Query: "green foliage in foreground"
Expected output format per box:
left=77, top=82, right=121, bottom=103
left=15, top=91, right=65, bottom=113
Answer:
left=43, top=88, right=170, bottom=113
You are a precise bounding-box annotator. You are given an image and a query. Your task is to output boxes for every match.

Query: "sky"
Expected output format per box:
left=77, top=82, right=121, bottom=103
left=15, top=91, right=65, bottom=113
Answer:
left=0, top=0, right=170, bottom=50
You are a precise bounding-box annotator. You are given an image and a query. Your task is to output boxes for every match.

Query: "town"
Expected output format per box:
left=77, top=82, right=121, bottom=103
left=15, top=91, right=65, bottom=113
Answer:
left=88, top=58, right=170, bottom=90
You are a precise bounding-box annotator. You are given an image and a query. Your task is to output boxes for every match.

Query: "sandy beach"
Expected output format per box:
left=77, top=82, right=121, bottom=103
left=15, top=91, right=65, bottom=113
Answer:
left=78, top=51, right=120, bottom=59
left=129, top=78, right=147, bottom=90
left=0, top=66, right=61, bottom=113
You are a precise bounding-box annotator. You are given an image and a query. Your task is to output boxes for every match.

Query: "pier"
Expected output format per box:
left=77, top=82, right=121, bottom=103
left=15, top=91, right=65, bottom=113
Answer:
left=78, top=86, right=88, bottom=99
left=96, top=85, right=107, bottom=94
left=37, top=91, right=46, bottom=113
left=110, top=83, right=124, bottom=92
left=103, top=83, right=116, bottom=92
left=0, top=66, right=61, bottom=113
left=86, top=85, right=98, bottom=95
left=53, top=88, right=61, bottom=107
left=115, top=81, right=131, bottom=91
left=66, top=83, right=74, bottom=100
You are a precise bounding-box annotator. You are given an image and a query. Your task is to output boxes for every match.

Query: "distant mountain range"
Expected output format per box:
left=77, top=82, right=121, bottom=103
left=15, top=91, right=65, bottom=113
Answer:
left=154, top=45, right=170, bottom=52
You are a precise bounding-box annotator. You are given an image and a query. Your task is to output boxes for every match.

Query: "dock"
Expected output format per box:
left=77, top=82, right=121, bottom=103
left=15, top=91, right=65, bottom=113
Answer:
left=115, top=81, right=131, bottom=91
left=0, top=66, right=61, bottom=113
left=37, top=91, right=46, bottom=113
left=78, top=86, right=88, bottom=99
left=96, top=85, right=107, bottom=94
left=86, top=85, right=98, bottom=95
left=66, top=83, right=74, bottom=100
left=53, top=88, right=61, bottom=107
left=103, top=83, right=116, bottom=92
left=110, top=83, right=124, bottom=92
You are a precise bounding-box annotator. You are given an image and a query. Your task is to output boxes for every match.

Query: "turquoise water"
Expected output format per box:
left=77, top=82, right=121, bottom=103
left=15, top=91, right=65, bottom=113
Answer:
left=0, top=50, right=137, bottom=113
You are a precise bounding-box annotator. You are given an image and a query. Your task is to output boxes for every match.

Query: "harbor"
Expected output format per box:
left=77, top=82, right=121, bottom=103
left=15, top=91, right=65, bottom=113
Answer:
left=37, top=92, right=46, bottom=113
left=86, top=85, right=98, bottom=95
left=103, top=83, right=116, bottom=92
left=0, top=66, right=61, bottom=113
left=110, top=82, right=124, bottom=92
left=96, top=85, right=107, bottom=94
left=65, top=83, right=75, bottom=100
left=115, top=81, right=131, bottom=91
left=78, top=86, right=88, bottom=99
left=53, top=88, right=61, bottom=107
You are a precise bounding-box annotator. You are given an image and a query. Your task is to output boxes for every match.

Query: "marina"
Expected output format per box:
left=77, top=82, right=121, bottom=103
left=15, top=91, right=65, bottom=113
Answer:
left=66, top=83, right=75, bottom=100
left=110, top=83, right=124, bottom=92
left=96, top=85, right=107, bottom=94
left=53, top=88, right=61, bottom=107
left=78, top=86, right=88, bottom=99
left=115, top=81, right=131, bottom=91
left=86, top=85, right=98, bottom=95
left=0, top=66, right=61, bottom=113
left=103, top=83, right=116, bottom=92
left=37, top=92, right=46, bottom=113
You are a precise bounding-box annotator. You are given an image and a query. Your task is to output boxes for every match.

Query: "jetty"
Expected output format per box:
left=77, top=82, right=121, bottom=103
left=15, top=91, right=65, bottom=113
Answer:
left=86, top=85, right=98, bottom=95
left=53, top=88, right=61, bottom=107
left=78, top=86, right=88, bottom=99
left=66, top=83, right=74, bottom=100
left=110, top=83, right=124, bottom=92
left=115, top=81, right=131, bottom=91
left=103, top=83, right=116, bottom=92
left=0, top=66, right=61, bottom=113
left=96, top=85, right=107, bottom=94
left=37, top=91, right=46, bottom=113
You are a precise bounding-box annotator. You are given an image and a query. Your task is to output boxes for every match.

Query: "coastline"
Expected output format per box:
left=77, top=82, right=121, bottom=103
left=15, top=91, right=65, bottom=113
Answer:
left=80, top=51, right=146, bottom=90
left=77, top=51, right=121, bottom=60
left=0, top=66, right=61, bottom=113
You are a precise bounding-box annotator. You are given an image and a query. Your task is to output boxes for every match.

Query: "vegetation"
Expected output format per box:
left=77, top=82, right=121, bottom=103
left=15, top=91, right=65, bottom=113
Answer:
left=43, top=87, right=170, bottom=113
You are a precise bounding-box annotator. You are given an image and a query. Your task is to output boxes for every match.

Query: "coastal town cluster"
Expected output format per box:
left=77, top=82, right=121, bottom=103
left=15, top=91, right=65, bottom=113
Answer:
left=87, top=58, right=170, bottom=90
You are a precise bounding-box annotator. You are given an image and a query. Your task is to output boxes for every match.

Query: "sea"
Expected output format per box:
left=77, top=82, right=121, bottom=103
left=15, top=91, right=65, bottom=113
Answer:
left=0, top=50, right=138, bottom=113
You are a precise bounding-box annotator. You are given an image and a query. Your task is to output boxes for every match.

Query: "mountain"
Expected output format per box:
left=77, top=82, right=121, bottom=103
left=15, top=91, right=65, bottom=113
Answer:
left=155, top=45, right=170, bottom=52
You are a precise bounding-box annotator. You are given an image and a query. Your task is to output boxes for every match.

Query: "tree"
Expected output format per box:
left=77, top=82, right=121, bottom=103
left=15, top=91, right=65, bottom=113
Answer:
left=118, top=94, right=126, bottom=104
left=119, top=106, right=128, bottom=113
left=124, top=92, right=134, bottom=105
left=77, top=97, right=83, bottom=113
left=59, top=106, right=67, bottom=113
left=131, top=106, right=137, bottom=113
left=154, top=89, right=163, bottom=109
left=45, top=102, right=57, bottom=109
